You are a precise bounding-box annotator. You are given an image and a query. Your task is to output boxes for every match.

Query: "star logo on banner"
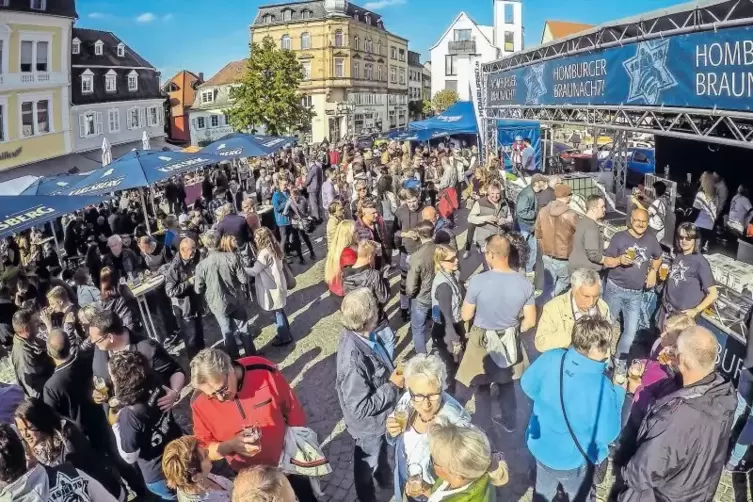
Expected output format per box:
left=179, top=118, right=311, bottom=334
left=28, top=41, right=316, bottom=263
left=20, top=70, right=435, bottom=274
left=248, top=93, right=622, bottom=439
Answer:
left=102, top=168, right=114, bottom=178
left=158, top=156, right=172, bottom=162
left=669, top=260, right=689, bottom=286
left=217, top=143, right=227, bottom=150
left=524, top=64, right=547, bottom=105
left=623, top=39, right=678, bottom=105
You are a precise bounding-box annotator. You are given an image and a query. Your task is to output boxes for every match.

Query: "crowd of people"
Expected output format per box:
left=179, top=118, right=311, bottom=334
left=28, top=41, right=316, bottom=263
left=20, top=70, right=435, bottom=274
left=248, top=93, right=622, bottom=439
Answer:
left=0, top=136, right=748, bottom=502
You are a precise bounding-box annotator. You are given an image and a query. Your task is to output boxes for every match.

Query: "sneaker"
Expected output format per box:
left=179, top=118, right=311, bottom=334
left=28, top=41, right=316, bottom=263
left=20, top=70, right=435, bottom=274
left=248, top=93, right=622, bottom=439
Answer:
left=462, top=250, right=471, bottom=260
left=726, top=460, right=753, bottom=474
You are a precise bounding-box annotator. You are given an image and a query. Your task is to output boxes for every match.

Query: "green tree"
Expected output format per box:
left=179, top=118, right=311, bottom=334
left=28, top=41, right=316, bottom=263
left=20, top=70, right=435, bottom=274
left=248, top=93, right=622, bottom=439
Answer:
left=422, top=99, right=433, bottom=116
left=226, top=36, right=314, bottom=136
left=432, top=89, right=458, bottom=113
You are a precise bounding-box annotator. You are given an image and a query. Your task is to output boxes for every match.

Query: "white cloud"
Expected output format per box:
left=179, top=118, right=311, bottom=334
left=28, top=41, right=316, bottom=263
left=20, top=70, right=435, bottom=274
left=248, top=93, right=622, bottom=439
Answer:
left=136, top=12, right=156, bottom=23
left=362, top=0, right=406, bottom=9
left=163, top=13, right=174, bottom=21
left=88, top=12, right=106, bottom=18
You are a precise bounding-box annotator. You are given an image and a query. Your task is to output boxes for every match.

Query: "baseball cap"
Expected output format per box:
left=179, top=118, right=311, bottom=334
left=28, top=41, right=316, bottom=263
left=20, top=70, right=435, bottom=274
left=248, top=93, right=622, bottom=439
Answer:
left=554, top=184, right=572, bottom=198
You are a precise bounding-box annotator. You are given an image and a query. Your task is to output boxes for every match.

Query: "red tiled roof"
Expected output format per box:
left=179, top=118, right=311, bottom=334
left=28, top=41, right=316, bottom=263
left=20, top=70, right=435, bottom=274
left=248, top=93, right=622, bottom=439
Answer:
left=544, top=20, right=595, bottom=41
left=201, top=60, right=247, bottom=87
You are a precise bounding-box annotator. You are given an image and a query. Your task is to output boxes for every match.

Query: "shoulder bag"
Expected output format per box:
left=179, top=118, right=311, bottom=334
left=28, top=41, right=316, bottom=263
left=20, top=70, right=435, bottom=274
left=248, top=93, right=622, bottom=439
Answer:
left=558, top=351, right=608, bottom=499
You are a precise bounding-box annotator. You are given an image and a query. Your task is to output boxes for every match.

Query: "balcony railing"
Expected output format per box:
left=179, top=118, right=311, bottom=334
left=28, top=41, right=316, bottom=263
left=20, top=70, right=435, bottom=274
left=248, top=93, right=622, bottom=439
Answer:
left=448, top=40, right=476, bottom=54
left=1, top=72, right=62, bottom=91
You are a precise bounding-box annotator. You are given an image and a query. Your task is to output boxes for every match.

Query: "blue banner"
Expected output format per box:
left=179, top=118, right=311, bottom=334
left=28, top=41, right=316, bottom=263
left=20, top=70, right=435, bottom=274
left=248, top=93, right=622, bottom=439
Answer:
left=486, top=24, right=753, bottom=112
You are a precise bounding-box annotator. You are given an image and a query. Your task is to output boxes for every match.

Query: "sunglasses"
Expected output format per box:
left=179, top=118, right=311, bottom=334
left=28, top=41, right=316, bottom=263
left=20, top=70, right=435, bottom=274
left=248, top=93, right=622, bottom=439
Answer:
left=678, top=235, right=695, bottom=242
left=208, top=375, right=230, bottom=400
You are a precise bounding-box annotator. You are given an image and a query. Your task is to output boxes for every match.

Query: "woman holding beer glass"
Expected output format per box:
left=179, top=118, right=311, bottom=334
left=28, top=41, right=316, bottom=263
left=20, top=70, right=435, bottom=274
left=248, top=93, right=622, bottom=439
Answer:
left=385, top=354, right=471, bottom=501
left=659, top=222, right=718, bottom=328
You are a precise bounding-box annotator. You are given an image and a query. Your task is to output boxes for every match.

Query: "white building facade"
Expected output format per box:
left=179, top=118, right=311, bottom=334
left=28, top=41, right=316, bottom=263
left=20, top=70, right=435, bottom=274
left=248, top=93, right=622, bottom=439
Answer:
left=429, top=1, right=522, bottom=101
left=188, top=86, right=235, bottom=147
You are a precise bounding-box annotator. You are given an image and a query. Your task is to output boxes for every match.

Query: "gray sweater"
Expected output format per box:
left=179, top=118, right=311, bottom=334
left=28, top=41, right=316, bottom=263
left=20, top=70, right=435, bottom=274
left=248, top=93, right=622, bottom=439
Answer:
left=568, top=216, right=604, bottom=274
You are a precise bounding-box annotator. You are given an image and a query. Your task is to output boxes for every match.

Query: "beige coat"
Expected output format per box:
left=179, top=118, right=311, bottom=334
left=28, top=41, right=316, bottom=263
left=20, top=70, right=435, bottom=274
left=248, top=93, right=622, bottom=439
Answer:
left=245, top=248, right=287, bottom=311
left=456, top=325, right=529, bottom=387
left=535, top=291, right=611, bottom=352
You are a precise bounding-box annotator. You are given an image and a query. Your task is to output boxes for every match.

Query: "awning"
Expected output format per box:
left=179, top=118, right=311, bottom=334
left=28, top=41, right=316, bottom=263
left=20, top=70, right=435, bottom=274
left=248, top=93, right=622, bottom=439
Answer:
left=0, top=195, right=106, bottom=238
left=407, top=101, right=478, bottom=136
left=0, top=137, right=181, bottom=184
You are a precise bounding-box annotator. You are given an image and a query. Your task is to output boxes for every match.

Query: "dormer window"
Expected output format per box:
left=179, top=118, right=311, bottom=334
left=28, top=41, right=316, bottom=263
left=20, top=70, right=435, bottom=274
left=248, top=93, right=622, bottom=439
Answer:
left=81, top=69, right=94, bottom=94
left=282, top=9, right=292, bottom=22
left=117, top=43, right=125, bottom=57
left=30, top=0, right=46, bottom=10
left=72, top=38, right=80, bottom=55
left=365, top=14, right=371, bottom=25
left=127, top=70, right=138, bottom=91
left=94, top=40, right=103, bottom=56
left=262, top=14, right=275, bottom=24
left=201, top=90, right=214, bottom=104
left=301, top=9, right=311, bottom=20
left=105, top=70, right=117, bottom=92
left=353, top=11, right=359, bottom=21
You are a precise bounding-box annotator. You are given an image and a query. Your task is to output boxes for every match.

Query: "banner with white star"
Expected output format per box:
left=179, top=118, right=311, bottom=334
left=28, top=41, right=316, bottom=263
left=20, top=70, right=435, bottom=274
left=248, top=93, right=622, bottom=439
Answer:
left=486, top=24, right=753, bottom=112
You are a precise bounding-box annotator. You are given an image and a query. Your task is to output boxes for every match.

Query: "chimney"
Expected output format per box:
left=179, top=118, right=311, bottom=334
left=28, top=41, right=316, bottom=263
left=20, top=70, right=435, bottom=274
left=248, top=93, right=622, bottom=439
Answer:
left=198, top=72, right=204, bottom=82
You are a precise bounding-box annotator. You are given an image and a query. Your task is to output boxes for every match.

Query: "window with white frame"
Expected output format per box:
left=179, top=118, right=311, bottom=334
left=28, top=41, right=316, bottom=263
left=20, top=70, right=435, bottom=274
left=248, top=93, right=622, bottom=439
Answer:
left=364, top=63, right=372, bottom=80
left=301, top=95, right=312, bottom=108
left=301, top=61, right=311, bottom=80
left=108, top=109, right=120, bottom=133
left=377, top=40, right=382, bottom=55
left=377, top=65, right=382, bottom=81
left=147, top=106, right=159, bottom=127
left=365, top=38, right=372, bottom=53
left=210, top=115, right=219, bottom=127
left=301, top=9, right=311, bottom=20
left=71, top=38, right=80, bottom=54
left=30, top=0, right=45, bottom=10
left=262, top=14, right=274, bottom=23
left=353, top=35, right=359, bottom=51
left=94, top=40, right=103, bottom=56
left=79, top=111, right=102, bottom=138
left=301, top=32, right=311, bottom=49
left=20, top=38, right=50, bottom=73
left=365, top=14, right=371, bottom=25
left=334, top=30, right=343, bottom=47
left=280, top=35, right=291, bottom=50
left=282, top=9, right=292, bottom=22
left=81, top=70, right=94, bottom=94
left=117, top=43, right=124, bottom=57
left=201, top=90, right=213, bottom=104
left=390, top=66, right=396, bottom=83
left=128, top=71, right=138, bottom=91
left=334, top=58, right=344, bottom=78
left=21, top=97, right=50, bottom=136
left=391, top=47, right=396, bottom=59
left=196, top=116, right=206, bottom=129
left=105, top=70, right=117, bottom=92
left=353, top=61, right=359, bottom=79
left=127, top=107, right=142, bottom=129
left=399, top=68, right=405, bottom=84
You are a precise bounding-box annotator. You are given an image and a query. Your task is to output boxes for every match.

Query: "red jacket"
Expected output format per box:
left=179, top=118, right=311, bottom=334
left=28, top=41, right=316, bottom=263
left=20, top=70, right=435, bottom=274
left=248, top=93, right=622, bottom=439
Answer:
left=329, top=247, right=357, bottom=296
left=192, top=357, right=306, bottom=471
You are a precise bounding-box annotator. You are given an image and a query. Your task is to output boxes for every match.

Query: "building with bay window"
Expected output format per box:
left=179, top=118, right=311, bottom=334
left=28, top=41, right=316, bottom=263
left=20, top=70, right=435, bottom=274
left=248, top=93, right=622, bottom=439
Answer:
left=250, top=0, right=409, bottom=142
left=0, top=0, right=76, bottom=174
left=70, top=28, right=166, bottom=155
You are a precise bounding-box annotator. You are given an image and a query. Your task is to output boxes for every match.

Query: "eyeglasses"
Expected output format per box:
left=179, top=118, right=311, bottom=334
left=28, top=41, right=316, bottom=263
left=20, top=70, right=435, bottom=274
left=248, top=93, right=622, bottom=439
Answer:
left=208, top=375, right=230, bottom=400
left=678, top=235, right=695, bottom=242
left=442, top=256, right=458, bottom=263
left=409, top=391, right=442, bottom=403
left=89, top=334, right=108, bottom=346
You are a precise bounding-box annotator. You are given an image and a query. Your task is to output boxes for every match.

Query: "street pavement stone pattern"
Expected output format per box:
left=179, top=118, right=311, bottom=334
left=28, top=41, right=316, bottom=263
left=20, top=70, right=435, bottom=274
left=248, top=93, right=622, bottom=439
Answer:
left=0, top=221, right=743, bottom=502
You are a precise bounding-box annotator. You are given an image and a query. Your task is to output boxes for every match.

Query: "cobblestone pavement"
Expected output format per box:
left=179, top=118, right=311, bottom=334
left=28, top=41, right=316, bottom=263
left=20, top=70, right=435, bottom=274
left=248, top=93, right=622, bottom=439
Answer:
left=0, top=221, right=744, bottom=502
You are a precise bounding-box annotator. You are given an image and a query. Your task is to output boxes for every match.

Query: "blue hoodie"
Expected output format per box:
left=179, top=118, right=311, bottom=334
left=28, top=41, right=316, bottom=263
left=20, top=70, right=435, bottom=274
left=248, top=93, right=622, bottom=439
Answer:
left=521, top=348, right=625, bottom=470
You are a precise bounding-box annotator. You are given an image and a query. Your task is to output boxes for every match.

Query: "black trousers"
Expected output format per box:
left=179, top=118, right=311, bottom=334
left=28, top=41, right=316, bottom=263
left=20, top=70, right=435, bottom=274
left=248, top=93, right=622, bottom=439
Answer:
left=174, top=308, right=205, bottom=360
left=288, top=474, right=318, bottom=502
left=353, top=434, right=392, bottom=502
left=280, top=224, right=314, bottom=260
left=148, top=288, right=179, bottom=341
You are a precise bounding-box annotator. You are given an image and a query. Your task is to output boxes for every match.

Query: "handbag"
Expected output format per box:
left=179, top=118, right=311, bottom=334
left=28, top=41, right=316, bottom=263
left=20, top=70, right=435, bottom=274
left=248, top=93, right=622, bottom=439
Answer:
left=558, top=351, right=608, bottom=501
left=282, top=261, right=297, bottom=290
left=438, top=187, right=459, bottom=219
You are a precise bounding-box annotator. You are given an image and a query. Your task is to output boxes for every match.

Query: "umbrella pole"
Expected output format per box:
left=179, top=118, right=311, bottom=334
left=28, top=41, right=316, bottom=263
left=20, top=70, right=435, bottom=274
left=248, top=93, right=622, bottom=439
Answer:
left=139, top=188, right=152, bottom=235
left=50, top=224, right=63, bottom=268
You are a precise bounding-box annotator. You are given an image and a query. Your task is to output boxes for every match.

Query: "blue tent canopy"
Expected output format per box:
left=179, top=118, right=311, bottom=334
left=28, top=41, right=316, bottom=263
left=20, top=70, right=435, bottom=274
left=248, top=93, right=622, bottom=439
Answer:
left=200, top=133, right=288, bottom=159
left=251, top=135, right=297, bottom=149
left=21, top=172, right=91, bottom=195
left=61, top=150, right=222, bottom=196
left=0, top=195, right=105, bottom=238
left=407, top=101, right=478, bottom=136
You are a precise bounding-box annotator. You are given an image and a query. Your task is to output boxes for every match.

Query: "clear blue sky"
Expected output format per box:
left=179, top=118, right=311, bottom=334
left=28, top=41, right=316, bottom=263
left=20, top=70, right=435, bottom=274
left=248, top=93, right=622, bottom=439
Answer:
left=75, top=0, right=683, bottom=82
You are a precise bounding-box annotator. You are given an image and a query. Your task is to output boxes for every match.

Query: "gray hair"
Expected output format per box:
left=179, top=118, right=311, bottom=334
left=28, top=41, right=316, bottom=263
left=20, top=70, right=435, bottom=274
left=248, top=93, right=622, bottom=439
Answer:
left=428, top=419, right=491, bottom=481
left=106, top=234, right=122, bottom=247
left=571, top=268, right=601, bottom=290
left=340, top=288, right=377, bottom=333
left=572, top=317, right=612, bottom=355
left=676, top=326, right=718, bottom=373
left=202, top=230, right=220, bottom=250
left=190, top=348, right=232, bottom=387
left=404, top=353, right=447, bottom=390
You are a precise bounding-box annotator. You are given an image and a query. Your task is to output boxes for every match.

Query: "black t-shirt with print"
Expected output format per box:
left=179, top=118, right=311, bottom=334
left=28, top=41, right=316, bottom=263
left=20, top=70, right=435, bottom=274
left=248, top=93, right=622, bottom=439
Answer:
left=605, top=230, right=662, bottom=291
left=117, top=387, right=182, bottom=484
left=664, top=253, right=716, bottom=312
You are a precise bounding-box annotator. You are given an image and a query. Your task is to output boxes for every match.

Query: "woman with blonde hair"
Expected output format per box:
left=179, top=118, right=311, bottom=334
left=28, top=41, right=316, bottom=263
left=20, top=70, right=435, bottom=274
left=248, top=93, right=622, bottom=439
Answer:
left=324, top=220, right=357, bottom=297
left=218, top=235, right=237, bottom=254
left=694, top=171, right=718, bottom=251
left=245, top=227, right=292, bottom=346
left=162, top=436, right=233, bottom=502
left=232, top=466, right=297, bottom=502
left=430, top=244, right=464, bottom=387
left=326, top=200, right=345, bottom=250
